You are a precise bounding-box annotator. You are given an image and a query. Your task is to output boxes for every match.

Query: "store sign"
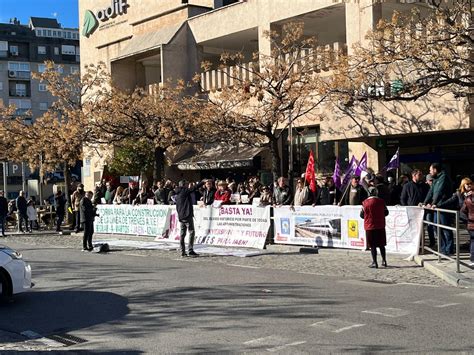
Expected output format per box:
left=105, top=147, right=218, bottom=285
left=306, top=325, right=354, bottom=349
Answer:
left=82, top=0, right=129, bottom=37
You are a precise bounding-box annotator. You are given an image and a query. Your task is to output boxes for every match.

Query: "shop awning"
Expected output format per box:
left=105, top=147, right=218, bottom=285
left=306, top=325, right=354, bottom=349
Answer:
left=174, top=145, right=265, bottom=171
left=112, top=23, right=183, bottom=61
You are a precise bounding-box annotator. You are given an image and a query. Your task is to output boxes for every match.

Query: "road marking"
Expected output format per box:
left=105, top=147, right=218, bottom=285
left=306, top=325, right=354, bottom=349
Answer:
left=456, top=292, right=474, bottom=299
left=122, top=253, right=147, bottom=257
left=267, top=341, right=307, bottom=352
left=244, top=336, right=279, bottom=345
left=396, top=282, right=440, bottom=287
left=412, top=300, right=460, bottom=308
left=227, top=264, right=260, bottom=269
left=311, top=319, right=366, bottom=333
left=362, top=308, right=410, bottom=318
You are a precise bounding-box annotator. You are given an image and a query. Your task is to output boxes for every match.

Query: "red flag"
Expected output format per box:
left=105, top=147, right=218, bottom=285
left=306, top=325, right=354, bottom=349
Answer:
left=305, top=150, right=317, bottom=192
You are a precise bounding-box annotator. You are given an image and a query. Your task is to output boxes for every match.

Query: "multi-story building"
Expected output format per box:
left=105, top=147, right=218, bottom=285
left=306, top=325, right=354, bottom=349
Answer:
left=0, top=17, right=80, bottom=198
left=78, top=0, right=473, bottom=189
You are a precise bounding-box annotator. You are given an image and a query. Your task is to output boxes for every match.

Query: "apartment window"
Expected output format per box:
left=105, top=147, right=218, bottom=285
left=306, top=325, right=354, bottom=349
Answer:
left=38, top=63, right=46, bottom=73
left=70, top=66, right=79, bottom=74
left=15, top=83, right=27, bottom=96
left=38, top=83, right=47, bottom=91
left=38, top=46, right=46, bottom=55
left=39, top=102, right=48, bottom=111
left=52, top=31, right=57, bottom=37
left=9, top=45, right=18, bottom=56
left=55, top=65, right=63, bottom=74
left=61, top=45, right=75, bottom=55
left=8, top=62, right=30, bottom=71
left=0, top=41, right=8, bottom=51
left=36, top=30, right=41, bottom=36
left=9, top=99, right=31, bottom=114
left=54, top=47, right=59, bottom=55
left=67, top=32, right=72, bottom=39
left=47, top=30, right=52, bottom=36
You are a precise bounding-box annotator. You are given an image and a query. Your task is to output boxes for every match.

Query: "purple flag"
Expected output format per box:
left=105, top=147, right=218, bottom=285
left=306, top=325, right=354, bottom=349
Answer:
left=341, top=155, right=358, bottom=189
left=384, top=148, right=400, bottom=171
left=332, top=157, right=342, bottom=189
left=354, top=152, right=367, bottom=177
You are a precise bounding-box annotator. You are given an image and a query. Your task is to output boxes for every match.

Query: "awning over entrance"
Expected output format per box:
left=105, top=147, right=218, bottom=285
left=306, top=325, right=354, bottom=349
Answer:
left=112, top=23, right=183, bottom=61
left=174, top=145, right=265, bottom=171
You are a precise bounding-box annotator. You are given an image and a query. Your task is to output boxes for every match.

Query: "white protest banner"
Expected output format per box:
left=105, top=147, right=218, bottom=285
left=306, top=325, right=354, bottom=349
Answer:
left=96, top=205, right=171, bottom=237
left=157, top=205, right=271, bottom=249
left=273, top=205, right=424, bottom=255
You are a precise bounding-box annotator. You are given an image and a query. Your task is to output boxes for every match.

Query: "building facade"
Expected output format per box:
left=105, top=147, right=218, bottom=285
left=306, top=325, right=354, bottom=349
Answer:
left=0, top=17, right=80, bottom=198
left=78, top=0, right=473, bottom=189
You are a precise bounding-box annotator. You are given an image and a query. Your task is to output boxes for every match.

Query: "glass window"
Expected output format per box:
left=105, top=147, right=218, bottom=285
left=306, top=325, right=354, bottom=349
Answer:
left=52, top=31, right=57, bottom=37
left=38, top=46, right=46, bottom=54
left=38, top=83, right=47, bottom=91
left=8, top=62, right=30, bottom=71
left=38, top=64, right=46, bottom=73
left=9, top=45, right=18, bottom=55
left=66, top=32, right=71, bottom=39
left=36, top=30, right=41, bottom=36
left=61, top=45, right=75, bottom=55
left=47, top=30, right=52, bottom=36
left=54, top=47, right=59, bottom=55
left=39, top=102, right=48, bottom=110
left=70, top=66, right=79, bottom=74
left=55, top=65, right=63, bottom=74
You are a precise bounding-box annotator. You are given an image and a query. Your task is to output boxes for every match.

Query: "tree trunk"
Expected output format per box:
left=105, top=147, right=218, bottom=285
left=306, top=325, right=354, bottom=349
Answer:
left=63, top=163, right=73, bottom=225
left=269, top=138, right=281, bottom=183
left=153, top=147, right=166, bottom=182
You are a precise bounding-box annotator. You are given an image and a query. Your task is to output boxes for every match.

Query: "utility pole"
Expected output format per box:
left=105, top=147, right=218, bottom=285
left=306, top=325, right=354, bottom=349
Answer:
left=2, top=162, right=7, bottom=198
left=21, top=161, right=26, bottom=192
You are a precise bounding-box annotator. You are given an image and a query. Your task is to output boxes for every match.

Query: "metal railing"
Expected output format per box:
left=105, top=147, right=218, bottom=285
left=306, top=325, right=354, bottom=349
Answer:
left=421, top=207, right=462, bottom=273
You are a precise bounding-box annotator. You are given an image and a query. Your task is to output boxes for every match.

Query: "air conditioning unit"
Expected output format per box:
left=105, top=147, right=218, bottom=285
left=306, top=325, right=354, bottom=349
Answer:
left=8, top=70, right=17, bottom=78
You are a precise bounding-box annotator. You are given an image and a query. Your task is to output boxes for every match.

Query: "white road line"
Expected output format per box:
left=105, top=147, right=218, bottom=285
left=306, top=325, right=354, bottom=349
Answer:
left=267, top=341, right=307, bottom=352
left=227, top=264, right=260, bottom=269
left=456, top=292, right=474, bottom=299
left=396, top=282, right=440, bottom=288
left=122, top=253, right=148, bottom=257
left=412, top=300, right=460, bottom=308
left=244, top=336, right=277, bottom=345
left=362, top=308, right=410, bottom=318
left=311, top=319, right=366, bottom=333
left=333, top=324, right=366, bottom=333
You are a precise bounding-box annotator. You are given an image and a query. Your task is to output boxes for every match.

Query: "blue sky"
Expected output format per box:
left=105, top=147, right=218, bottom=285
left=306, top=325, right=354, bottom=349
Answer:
left=0, top=0, right=79, bottom=28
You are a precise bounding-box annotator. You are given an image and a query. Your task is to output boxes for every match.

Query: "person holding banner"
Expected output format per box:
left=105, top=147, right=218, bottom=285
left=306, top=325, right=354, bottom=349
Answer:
left=342, top=175, right=368, bottom=206
left=175, top=179, right=205, bottom=257
left=360, top=187, right=389, bottom=268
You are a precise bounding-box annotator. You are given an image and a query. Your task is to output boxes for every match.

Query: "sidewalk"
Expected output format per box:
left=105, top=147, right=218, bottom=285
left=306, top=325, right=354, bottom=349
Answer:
left=414, top=253, right=474, bottom=288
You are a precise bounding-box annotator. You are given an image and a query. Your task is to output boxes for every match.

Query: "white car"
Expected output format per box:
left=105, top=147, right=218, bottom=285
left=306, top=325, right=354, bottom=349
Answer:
left=0, top=245, right=32, bottom=301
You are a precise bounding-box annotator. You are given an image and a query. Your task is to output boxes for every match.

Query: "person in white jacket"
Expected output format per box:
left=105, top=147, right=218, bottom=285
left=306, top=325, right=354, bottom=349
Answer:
left=26, top=200, right=38, bottom=233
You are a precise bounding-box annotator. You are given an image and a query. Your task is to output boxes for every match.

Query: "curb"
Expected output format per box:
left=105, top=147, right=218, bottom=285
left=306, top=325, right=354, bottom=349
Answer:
left=414, top=255, right=474, bottom=288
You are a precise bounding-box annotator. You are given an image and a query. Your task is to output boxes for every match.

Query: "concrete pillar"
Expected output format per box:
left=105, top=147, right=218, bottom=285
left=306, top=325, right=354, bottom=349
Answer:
left=258, top=22, right=272, bottom=58
left=345, top=0, right=382, bottom=54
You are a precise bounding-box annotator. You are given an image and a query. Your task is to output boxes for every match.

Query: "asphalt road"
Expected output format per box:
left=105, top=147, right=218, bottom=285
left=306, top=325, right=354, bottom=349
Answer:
left=1, top=241, right=473, bottom=354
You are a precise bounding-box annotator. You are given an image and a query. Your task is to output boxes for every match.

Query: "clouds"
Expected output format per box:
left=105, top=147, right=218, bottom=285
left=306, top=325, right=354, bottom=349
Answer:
left=52, top=12, right=58, bottom=18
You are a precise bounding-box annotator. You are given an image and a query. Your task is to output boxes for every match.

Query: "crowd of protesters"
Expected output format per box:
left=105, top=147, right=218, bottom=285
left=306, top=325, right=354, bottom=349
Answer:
left=0, top=162, right=472, bottom=264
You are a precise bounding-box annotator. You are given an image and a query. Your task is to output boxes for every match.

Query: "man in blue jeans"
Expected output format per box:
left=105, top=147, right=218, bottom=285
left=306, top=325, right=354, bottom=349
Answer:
left=423, top=163, right=454, bottom=255
left=0, top=191, right=8, bottom=237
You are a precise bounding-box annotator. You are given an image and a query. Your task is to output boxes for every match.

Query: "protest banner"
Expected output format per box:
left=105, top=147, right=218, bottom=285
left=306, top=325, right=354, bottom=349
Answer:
left=95, top=205, right=171, bottom=237
left=273, top=206, right=424, bottom=256
left=156, top=205, right=271, bottom=249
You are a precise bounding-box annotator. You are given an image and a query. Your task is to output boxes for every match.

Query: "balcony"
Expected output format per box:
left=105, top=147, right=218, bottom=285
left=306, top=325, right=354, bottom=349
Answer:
left=9, top=89, right=29, bottom=98
left=200, top=41, right=347, bottom=92
left=8, top=70, right=31, bottom=80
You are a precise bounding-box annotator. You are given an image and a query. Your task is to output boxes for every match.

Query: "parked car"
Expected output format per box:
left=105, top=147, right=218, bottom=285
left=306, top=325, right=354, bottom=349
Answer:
left=0, top=245, right=32, bottom=301
left=45, top=172, right=79, bottom=183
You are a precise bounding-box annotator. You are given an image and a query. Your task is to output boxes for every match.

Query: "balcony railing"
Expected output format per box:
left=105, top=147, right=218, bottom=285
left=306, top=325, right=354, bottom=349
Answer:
left=9, top=89, right=29, bottom=97
left=200, top=41, right=347, bottom=92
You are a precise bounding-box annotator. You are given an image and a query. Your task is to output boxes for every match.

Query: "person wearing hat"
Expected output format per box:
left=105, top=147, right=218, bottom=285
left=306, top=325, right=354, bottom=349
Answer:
left=0, top=190, right=8, bottom=237
left=175, top=179, right=206, bottom=257
left=342, top=175, right=368, bottom=206
left=214, top=180, right=231, bottom=205
left=360, top=187, right=389, bottom=268
left=71, top=184, right=85, bottom=233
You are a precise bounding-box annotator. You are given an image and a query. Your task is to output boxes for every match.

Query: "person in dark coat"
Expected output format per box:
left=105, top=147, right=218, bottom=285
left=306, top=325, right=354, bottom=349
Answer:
left=374, top=175, right=391, bottom=205
left=55, top=190, right=66, bottom=232
left=316, top=177, right=341, bottom=205
left=0, top=190, right=8, bottom=237
left=80, top=191, right=99, bottom=251
left=201, top=179, right=216, bottom=206
left=175, top=179, right=205, bottom=257
left=460, top=181, right=473, bottom=265
left=343, top=176, right=368, bottom=206
left=424, top=163, right=455, bottom=255
left=361, top=187, right=389, bottom=268
left=400, top=169, right=428, bottom=206
left=154, top=181, right=169, bottom=205
left=16, top=190, right=29, bottom=232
